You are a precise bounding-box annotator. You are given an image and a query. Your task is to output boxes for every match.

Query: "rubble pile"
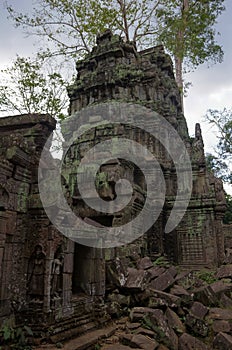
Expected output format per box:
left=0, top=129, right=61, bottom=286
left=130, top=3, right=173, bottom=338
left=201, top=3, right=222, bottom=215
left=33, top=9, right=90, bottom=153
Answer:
left=100, top=257, right=232, bottom=350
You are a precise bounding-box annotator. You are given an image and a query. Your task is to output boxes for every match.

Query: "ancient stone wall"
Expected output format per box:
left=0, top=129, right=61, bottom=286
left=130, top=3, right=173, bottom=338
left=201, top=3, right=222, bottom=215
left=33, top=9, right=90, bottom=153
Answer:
left=66, top=30, right=226, bottom=268
left=0, top=114, right=106, bottom=332
left=0, top=114, right=56, bottom=323
left=0, top=30, right=227, bottom=339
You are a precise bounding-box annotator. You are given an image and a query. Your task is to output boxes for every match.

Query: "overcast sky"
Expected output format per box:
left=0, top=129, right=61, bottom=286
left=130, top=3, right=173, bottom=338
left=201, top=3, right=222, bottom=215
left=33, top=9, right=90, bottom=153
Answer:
left=0, top=0, right=231, bottom=191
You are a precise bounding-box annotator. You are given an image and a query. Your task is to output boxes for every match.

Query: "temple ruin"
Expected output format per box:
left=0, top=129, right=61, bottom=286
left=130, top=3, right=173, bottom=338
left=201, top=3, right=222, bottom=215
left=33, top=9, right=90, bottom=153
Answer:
left=0, top=31, right=227, bottom=342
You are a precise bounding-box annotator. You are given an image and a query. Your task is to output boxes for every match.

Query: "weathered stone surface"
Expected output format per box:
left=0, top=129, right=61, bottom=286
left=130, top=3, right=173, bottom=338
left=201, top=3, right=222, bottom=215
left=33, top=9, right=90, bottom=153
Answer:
left=209, top=307, right=232, bottom=320
left=150, top=271, right=175, bottom=291
left=157, top=346, right=169, bottom=350
left=121, top=333, right=159, bottom=350
left=213, top=332, right=232, bottom=350
left=103, top=346, right=140, bottom=350
left=0, top=29, right=228, bottom=348
left=220, top=293, right=232, bottom=308
left=193, top=285, right=219, bottom=306
left=134, top=327, right=156, bottom=337
left=145, top=309, right=178, bottom=350
left=126, top=322, right=141, bottom=330
left=165, top=307, right=186, bottom=334
left=148, top=266, right=166, bottom=280
left=137, top=257, right=154, bottom=270
left=124, top=268, right=149, bottom=291
left=190, top=301, right=208, bottom=319
left=148, top=289, right=181, bottom=308
left=129, top=307, right=156, bottom=322
left=106, top=258, right=127, bottom=288
left=179, top=333, right=209, bottom=350
left=210, top=280, right=232, bottom=296
left=170, top=284, right=190, bottom=297
left=185, top=314, right=208, bottom=337
left=216, top=264, right=232, bottom=279
left=212, top=320, right=231, bottom=333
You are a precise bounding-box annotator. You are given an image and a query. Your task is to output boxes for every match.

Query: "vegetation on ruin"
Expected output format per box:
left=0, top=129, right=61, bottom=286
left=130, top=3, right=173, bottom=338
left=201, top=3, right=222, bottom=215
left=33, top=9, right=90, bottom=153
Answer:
left=0, top=55, right=69, bottom=120
left=205, top=108, right=232, bottom=181
left=156, top=0, right=225, bottom=94
left=204, top=108, right=232, bottom=222
left=5, top=0, right=225, bottom=95
left=0, top=321, right=33, bottom=350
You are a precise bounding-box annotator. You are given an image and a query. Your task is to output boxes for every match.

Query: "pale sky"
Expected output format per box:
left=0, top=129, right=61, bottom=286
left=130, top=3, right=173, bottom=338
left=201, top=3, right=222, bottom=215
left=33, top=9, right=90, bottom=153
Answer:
left=0, top=0, right=231, bottom=191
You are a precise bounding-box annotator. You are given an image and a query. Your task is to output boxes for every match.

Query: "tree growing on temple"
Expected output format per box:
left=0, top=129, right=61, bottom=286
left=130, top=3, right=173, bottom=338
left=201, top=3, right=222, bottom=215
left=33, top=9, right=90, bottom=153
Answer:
left=0, top=55, right=68, bottom=120
left=6, top=0, right=225, bottom=94
left=205, top=108, right=232, bottom=224
left=156, top=0, right=225, bottom=98
left=6, top=0, right=160, bottom=59
left=205, top=108, right=232, bottom=183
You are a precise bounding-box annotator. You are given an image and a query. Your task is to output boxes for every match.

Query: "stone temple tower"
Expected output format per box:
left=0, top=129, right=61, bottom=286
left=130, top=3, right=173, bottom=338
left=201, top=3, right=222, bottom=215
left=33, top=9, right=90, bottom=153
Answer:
left=64, top=30, right=226, bottom=268
left=0, top=30, right=227, bottom=333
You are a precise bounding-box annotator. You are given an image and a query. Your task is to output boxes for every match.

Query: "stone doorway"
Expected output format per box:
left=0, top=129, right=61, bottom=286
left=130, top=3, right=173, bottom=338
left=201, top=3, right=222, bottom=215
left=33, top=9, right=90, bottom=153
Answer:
left=72, top=242, right=105, bottom=297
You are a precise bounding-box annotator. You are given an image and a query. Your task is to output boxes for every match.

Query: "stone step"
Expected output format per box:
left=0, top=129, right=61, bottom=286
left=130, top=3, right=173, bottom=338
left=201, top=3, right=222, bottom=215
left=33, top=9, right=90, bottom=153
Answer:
left=30, top=312, right=95, bottom=341
left=35, top=324, right=117, bottom=350
left=50, top=320, right=97, bottom=344
left=50, top=313, right=94, bottom=334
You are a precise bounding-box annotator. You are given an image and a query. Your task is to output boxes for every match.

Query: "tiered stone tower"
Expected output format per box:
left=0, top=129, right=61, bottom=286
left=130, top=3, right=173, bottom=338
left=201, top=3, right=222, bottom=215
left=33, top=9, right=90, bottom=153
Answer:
left=66, top=30, right=226, bottom=267
left=0, top=31, right=226, bottom=335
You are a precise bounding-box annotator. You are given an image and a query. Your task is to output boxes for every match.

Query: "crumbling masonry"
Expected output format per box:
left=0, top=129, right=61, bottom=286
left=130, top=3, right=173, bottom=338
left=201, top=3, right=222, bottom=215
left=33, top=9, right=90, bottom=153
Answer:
left=0, top=31, right=226, bottom=337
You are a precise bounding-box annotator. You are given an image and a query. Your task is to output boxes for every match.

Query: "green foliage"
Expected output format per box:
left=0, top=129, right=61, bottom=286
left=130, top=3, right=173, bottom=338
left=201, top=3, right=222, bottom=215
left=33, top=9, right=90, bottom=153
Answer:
left=205, top=108, right=232, bottom=165
left=6, top=0, right=225, bottom=98
left=142, top=315, right=153, bottom=330
left=156, top=0, right=224, bottom=67
left=195, top=270, right=217, bottom=285
left=0, top=321, right=33, bottom=350
left=95, top=172, right=109, bottom=190
left=224, top=194, right=232, bottom=224
left=156, top=0, right=225, bottom=91
left=0, top=55, right=69, bottom=120
left=6, top=0, right=159, bottom=59
left=204, top=108, right=232, bottom=195
left=153, top=256, right=169, bottom=266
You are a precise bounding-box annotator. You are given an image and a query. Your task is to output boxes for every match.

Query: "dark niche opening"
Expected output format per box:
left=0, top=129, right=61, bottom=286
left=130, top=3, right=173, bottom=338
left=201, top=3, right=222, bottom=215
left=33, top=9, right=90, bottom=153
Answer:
left=72, top=243, right=94, bottom=295
left=90, top=215, right=114, bottom=227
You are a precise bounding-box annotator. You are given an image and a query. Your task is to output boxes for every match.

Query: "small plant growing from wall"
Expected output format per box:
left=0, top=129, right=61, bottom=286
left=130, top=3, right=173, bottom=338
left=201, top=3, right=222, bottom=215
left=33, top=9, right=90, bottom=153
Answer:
left=0, top=320, right=33, bottom=350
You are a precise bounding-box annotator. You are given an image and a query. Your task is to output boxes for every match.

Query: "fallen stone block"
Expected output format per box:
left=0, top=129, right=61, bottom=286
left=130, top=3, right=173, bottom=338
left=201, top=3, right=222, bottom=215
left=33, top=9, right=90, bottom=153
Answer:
left=145, top=308, right=178, bottom=350
left=220, top=293, right=232, bottom=308
left=209, top=307, right=232, bottom=320
left=148, top=289, right=181, bottom=308
left=137, top=257, right=154, bottom=270
left=210, top=280, right=232, bottom=297
left=165, top=307, right=185, bottom=334
left=193, top=285, right=219, bottom=306
left=121, top=333, right=159, bottom=350
left=216, top=264, right=232, bottom=279
left=190, top=301, right=208, bottom=320
left=213, top=332, right=232, bottom=349
left=179, top=333, right=209, bottom=350
left=185, top=314, right=208, bottom=337
left=123, top=268, right=149, bottom=291
left=212, top=320, right=231, bottom=333
left=129, top=307, right=156, bottom=322
left=148, top=266, right=166, bottom=280
left=150, top=270, right=175, bottom=291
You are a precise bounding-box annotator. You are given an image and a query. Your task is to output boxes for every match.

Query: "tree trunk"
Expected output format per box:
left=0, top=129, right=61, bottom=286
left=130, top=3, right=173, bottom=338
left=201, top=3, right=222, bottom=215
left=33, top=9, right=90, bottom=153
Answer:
left=174, top=0, right=189, bottom=112
left=174, top=54, right=184, bottom=111
left=117, top=0, right=130, bottom=41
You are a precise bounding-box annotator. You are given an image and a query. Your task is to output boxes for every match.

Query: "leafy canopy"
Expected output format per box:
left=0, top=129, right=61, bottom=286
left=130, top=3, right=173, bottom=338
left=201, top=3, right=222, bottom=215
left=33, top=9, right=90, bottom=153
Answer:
left=6, top=0, right=160, bottom=59
left=156, top=0, right=225, bottom=71
left=0, top=55, right=69, bottom=120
